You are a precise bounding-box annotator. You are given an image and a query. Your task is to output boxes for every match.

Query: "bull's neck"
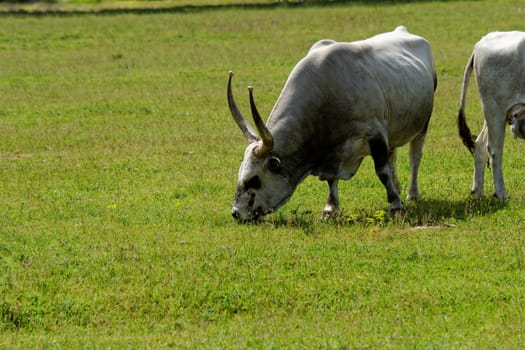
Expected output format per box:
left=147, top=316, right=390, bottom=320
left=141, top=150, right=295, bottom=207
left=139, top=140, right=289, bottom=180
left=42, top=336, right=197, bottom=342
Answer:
left=264, top=67, right=324, bottom=184
left=266, top=86, right=321, bottom=157
left=266, top=105, right=320, bottom=187
left=268, top=109, right=315, bottom=157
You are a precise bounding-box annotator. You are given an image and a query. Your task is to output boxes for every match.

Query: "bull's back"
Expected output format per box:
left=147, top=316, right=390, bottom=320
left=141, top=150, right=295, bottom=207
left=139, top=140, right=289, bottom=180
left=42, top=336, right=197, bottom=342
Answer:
left=310, top=31, right=435, bottom=107
left=268, top=28, right=436, bottom=151
left=474, top=31, right=525, bottom=106
left=323, top=31, right=436, bottom=145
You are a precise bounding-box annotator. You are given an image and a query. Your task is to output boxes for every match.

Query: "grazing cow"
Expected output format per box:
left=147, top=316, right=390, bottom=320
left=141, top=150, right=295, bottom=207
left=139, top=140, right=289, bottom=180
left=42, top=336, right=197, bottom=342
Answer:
left=457, top=31, right=525, bottom=199
left=228, top=26, right=437, bottom=222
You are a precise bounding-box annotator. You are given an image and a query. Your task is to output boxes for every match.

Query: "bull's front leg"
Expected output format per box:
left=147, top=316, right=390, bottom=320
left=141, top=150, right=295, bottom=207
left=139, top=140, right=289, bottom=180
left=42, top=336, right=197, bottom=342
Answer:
left=323, top=178, right=340, bottom=217
left=389, top=149, right=402, bottom=194
left=369, top=137, right=403, bottom=210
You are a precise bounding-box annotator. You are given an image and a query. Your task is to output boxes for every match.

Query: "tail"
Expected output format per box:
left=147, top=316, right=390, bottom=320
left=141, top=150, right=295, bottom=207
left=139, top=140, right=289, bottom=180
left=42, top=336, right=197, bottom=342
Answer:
left=457, top=52, right=476, bottom=155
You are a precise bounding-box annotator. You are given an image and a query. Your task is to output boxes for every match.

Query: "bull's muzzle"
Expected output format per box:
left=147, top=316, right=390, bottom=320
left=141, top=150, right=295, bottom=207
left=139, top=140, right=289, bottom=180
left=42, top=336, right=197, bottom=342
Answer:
left=231, top=207, right=241, bottom=220
left=510, top=117, right=525, bottom=139
left=231, top=206, right=268, bottom=223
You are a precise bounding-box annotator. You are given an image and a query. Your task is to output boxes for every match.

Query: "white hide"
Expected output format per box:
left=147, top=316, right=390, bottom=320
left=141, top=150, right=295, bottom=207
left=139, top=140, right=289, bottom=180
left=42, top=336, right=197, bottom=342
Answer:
left=458, top=31, right=525, bottom=199
left=230, top=26, right=436, bottom=222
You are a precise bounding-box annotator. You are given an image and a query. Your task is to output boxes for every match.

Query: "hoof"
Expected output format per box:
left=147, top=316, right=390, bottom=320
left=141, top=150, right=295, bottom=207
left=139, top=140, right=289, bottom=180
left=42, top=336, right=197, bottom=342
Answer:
left=406, top=193, right=419, bottom=201
left=470, top=189, right=485, bottom=200
left=322, top=205, right=340, bottom=218
left=389, top=200, right=404, bottom=211
left=493, top=192, right=509, bottom=201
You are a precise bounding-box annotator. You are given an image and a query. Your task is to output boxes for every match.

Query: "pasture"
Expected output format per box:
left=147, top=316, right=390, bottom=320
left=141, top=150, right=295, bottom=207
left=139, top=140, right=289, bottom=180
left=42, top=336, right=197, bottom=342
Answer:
left=1, top=0, right=524, bottom=348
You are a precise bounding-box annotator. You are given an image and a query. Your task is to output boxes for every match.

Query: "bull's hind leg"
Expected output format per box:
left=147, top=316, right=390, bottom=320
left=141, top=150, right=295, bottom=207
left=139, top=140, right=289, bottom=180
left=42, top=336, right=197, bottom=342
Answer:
left=369, top=137, right=403, bottom=210
left=323, top=178, right=340, bottom=217
left=471, top=123, right=489, bottom=198
left=407, top=131, right=426, bottom=200
left=486, top=118, right=509, bottom=199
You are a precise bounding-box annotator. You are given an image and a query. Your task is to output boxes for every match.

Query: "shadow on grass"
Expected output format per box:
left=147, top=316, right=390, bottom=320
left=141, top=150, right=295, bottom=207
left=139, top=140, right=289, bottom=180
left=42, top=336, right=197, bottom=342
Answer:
left=396, top=197, right=507, bottom=226
left=0, top=0, right=464, bottom=16
left=266, top=197, right=507, bottom=231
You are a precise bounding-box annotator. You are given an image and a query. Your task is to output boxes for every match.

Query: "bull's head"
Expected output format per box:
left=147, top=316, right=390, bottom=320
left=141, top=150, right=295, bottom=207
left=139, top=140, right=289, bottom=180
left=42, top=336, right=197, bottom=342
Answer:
left=228, top=71, right=295, bottom=222
left=509, top=104, right=525, bottom=140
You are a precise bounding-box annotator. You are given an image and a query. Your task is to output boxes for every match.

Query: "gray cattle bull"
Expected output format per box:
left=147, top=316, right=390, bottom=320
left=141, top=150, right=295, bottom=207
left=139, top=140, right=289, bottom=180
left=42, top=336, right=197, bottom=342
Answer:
left=458, top=31, right=525, bottom=199
left=228, top=26, right=437, bottom=222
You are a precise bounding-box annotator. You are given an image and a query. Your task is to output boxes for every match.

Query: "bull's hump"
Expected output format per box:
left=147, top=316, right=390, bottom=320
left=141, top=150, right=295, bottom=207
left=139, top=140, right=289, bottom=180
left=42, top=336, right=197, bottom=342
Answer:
left=394, top=25, right=408, bottom=33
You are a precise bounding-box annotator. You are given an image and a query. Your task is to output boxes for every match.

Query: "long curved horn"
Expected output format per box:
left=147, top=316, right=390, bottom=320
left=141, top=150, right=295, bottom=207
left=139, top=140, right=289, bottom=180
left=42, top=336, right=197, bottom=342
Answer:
left=227, top=71, right=258, bottom=143
left=248, top=86, right=274, bottom=157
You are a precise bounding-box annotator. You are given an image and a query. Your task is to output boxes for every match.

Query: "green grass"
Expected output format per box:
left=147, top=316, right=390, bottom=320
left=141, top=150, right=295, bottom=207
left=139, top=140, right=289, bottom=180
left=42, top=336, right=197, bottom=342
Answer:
left=1, top=1, right=525, bottom=348
left=0, top=0, right=284, bottom=14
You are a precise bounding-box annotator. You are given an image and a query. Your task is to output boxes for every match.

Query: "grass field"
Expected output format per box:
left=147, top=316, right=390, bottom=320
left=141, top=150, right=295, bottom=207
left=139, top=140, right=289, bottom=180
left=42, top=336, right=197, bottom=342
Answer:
left=0, top=0, right=282, bottom=14
left=1, top=0, right=525, bottom=348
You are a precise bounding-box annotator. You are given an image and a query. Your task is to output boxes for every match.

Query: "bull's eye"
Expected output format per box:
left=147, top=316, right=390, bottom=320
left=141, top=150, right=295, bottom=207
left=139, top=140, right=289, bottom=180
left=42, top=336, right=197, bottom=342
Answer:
left=244, top=176, right=261, bottom=190
left=266, top=156, right=281, bottom=172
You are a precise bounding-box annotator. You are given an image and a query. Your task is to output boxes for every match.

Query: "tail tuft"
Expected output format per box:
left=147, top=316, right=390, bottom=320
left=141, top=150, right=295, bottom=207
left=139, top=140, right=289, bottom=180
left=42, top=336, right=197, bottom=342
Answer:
left=457, top=109, right=476, bottom=155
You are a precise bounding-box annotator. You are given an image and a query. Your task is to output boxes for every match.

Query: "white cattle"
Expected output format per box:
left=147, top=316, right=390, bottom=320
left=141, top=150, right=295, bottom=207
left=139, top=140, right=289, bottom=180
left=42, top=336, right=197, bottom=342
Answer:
left=228, top=26, right=437, bottom=222
left=458, top=31, right=525, bottom=199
